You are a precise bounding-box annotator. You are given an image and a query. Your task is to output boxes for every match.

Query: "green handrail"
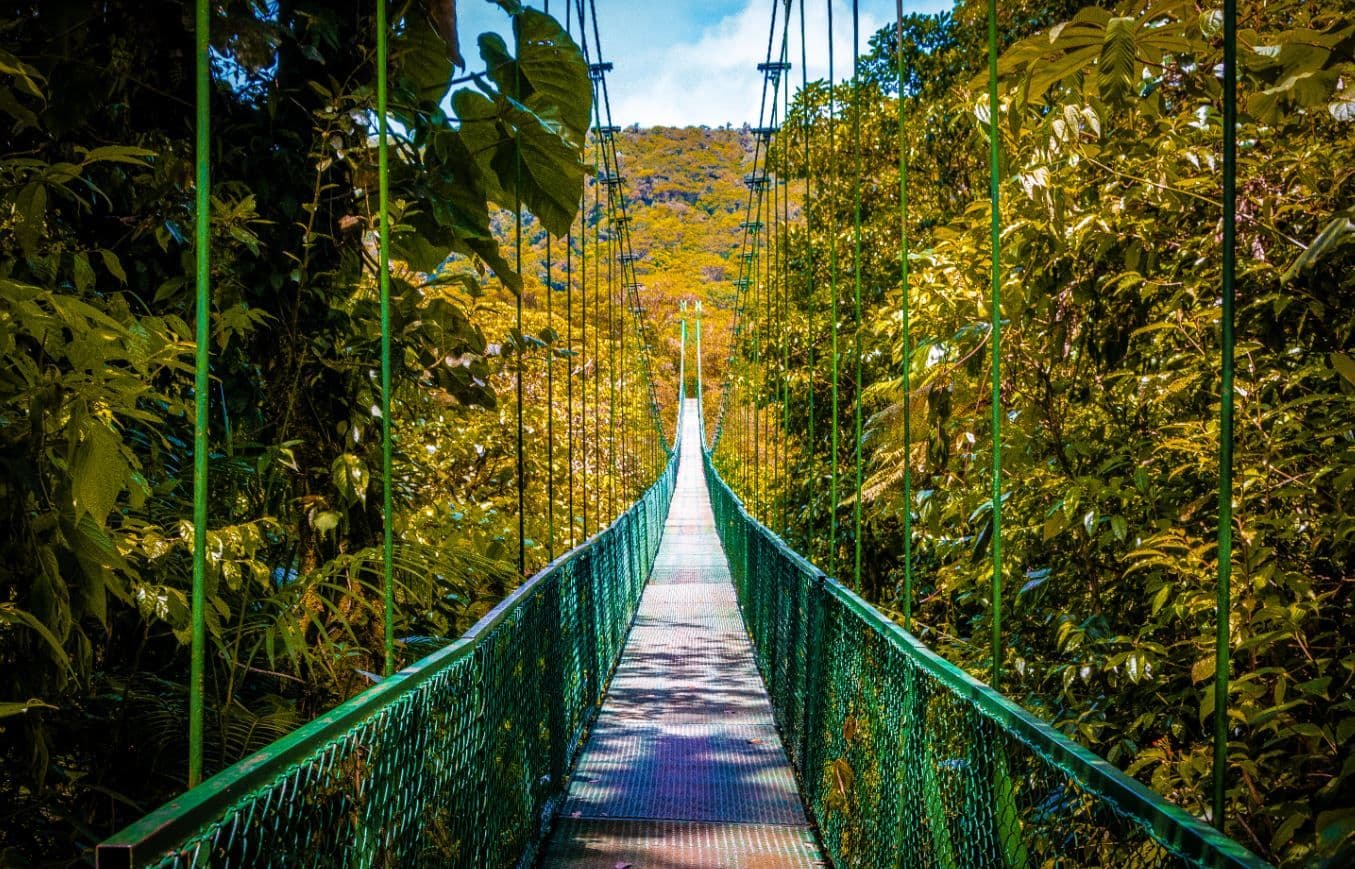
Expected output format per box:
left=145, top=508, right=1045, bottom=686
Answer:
left=96, top=438, right=679, bottom=868
left=697, top=399, right=1266, bottom=869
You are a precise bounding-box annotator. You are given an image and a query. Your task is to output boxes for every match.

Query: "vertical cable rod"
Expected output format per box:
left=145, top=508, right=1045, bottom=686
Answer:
left=377, top=0, right=396, bottom=671
left=985, top=0, right=1004, bottom=690
left=1212, top=0, right=1238, bottom=831
left=800, top=0, right=815, bottom=551
left=712, top=0, right=782, bottom=452
left=896, top=0, right=913, bottom=631
left=565, top=0, right=577, bottom=546
left=850, top=0, right=864, bottom=591
left=514, top=94, right=526, bottom=575
left=189, top=0, right=211, bottom=787
left=545, top=233, right=555, bottom=560
left=827, top=0, right=840, bottom=581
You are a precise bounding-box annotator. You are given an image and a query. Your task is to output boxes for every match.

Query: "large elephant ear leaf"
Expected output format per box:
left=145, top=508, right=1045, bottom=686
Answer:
left=394, top=16, right=455, bottom=104
left=513, top=9, right=593, bottom=144
left=494, top=97, right=587, bottom=237
left=479, top=32, right=517, bottom=92
left=452, top=87, right=512, bottom=207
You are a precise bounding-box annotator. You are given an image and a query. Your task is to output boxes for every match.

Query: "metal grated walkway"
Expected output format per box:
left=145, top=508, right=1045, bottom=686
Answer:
left=542, top=399, right=824, bottom=868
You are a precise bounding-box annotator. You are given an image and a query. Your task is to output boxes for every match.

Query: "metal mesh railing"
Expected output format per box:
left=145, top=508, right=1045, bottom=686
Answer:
left=700, top=442, right=1267, bottom=869
left=97, top=443, right=679, bottom=869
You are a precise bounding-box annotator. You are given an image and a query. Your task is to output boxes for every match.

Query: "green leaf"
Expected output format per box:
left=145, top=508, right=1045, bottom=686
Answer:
left=0, top=698, right=58, bottom=719
left=393, top=233, right=450, bottom=273
left=1098, top=17, right=1138, bottom=107
left=1332, top=353, right=1355, bottom=388
left=331, top=454, right=369, bottom=508
left=479, top=32, right=516, bottom=88
left=313, top=511, right=341, bottom=533
left=511, top=9, right=592, bottom=143
left=15, top=182, right=46, bottom=257
left=99, top=249, right=128, bottom=284
left=1317, top=808, right=1355, bottom=854
left=77, top=144, right=156, bottom=166
left=0, top=604, right=71, bottom=672
left=393, top=17, right=454, bottom=104
left=73, top=419, right=128, bottom=524
left=1270, top=810, right=1307, bottom=853
left=72, top=251, right=95, bottom=293
left=1284, top=214, right=1355, bottom=281
left=496, top=97, right=587, bottom=236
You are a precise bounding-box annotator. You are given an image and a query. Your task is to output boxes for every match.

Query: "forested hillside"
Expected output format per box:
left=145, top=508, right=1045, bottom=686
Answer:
left=709, top=0, right=1354, bottom=863
left=508, top=124, right=761, bottom=436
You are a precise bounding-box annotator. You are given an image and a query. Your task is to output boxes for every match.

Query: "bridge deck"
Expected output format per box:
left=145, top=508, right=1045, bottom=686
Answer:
left=543, top=399, right=823, bottom=867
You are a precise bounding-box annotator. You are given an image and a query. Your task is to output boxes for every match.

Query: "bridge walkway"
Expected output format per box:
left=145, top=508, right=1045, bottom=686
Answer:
left=543, top=399, right=824, bottom=867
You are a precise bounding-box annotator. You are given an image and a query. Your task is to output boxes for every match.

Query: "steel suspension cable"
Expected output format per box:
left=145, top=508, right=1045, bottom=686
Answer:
left=800, top=0, right=816, bottom=552
left=781, top=37, right=792, bottom=538
left=565, top=0, right=577, bottom=547
left=377, top=0, right=397, bottom=672
left=514, top=124, right=526, bottom=575
left=566, top=234, right=575, bottom=546
left=580, top=135, right=590, bottom=538
left=754, top=155, right=765, bottom=516
left=586, top=0, right=669, bottom=471
left=592, top=126, right=602, bottom=527
left=896, top=0, right=914, bottom=632
left=850, top=0, right=864, bottom=591
left=189, top=0, right=210, bottom=787
left=712, top=0, right=782, bottom=451
left=541, top=14, right=552, bottom=554
left=827, top=0, right=841, bottom=580
left=1213, top=0, right=1238, bottom=830
left=545, top=233, right=555, bottom=560
left=771, top=96, right=782, bottom=532
left=606, top=175, right=617, bottom=522
left=986, top=0, right=1004, bottom=690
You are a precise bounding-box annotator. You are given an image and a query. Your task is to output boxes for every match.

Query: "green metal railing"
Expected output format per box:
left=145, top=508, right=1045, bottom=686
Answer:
left=699, top=417, right=1265, bottom=869
left=97, top=441, right=678, bottom=869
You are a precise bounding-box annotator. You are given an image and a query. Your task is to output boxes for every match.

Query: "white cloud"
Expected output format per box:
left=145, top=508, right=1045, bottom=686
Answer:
left=611, top=0, right=888, bottom=128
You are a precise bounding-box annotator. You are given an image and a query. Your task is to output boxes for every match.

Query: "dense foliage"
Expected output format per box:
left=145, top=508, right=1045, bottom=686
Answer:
left=714, top=0, right=1353, bottom=863
left=0, top=0, right=678, bottom=861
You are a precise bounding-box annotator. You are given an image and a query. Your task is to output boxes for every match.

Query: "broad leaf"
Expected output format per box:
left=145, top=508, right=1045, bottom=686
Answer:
left=1098, top=17, right=1138, bottom=107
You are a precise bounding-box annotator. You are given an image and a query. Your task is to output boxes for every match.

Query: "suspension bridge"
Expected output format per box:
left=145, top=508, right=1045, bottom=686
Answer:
left=96, top=380, right=1262, bottom=868
left=89, top=0, right=1275, bottom=865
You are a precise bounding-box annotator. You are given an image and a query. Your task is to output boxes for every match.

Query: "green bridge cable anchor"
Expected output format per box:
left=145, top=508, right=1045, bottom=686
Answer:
left=1213, top=0, right=1238, bottom=832
left=189, top=0, right=210, bottom=788
left=897, top=0, right=913, bottom=632
left=986, top=0, right=1004, bottom=692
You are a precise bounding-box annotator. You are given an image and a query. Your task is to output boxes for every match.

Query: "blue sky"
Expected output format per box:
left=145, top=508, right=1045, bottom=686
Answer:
left=458, top=0, right=954, bottom=127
